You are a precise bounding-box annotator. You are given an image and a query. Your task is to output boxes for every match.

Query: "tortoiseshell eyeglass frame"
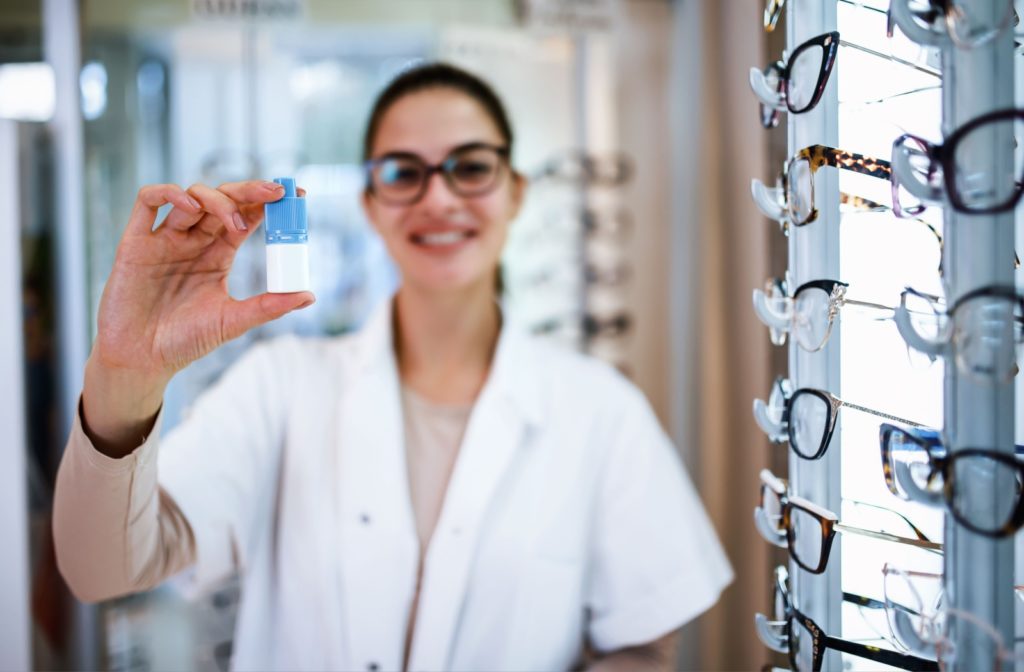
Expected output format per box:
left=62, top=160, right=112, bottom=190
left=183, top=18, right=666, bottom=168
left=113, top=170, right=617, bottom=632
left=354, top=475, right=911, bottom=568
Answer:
left=880, top=422, right=1024, bottom=538
left=892, top=109, right=1024, bottom=214
left=784, top=144, right=893, bottom=226
left=763, top=0, right=785, bottom=32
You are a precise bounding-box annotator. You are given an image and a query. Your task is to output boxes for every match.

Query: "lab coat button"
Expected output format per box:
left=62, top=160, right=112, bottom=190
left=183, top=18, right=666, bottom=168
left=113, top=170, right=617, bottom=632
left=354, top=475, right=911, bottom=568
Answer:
left=367, top=663, right=379, bottom=671
left=360, top=513, right=371, bottom=525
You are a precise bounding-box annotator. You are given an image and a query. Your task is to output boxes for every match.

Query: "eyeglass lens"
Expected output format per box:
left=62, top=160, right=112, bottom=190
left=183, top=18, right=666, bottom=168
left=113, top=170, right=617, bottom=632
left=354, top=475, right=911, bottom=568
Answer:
left=882, top=567, right=941, bottom=656
left=901, top=290, right=948, bottom=342
left=788, top=44, right=825, bottom=111
left=952, top=295, right=1021, bottom=381
left=945, top=0, right=1016, bottom=46
left=884, top=428, right=937, bottom=497
left=370, top=145, right=505, bottom=204
left=787, top=157, right=814, bottom=224
left=790, top=391, right=830, bottom=459
left=789, top=504, right=825, bottom=571
left=952, top=115, right=1022, bottom=212
left=788, top=615, right=816, bottom=672
left=949, top=453, right=1021, bottom=534
left=793, top=285, right=834, bottom=351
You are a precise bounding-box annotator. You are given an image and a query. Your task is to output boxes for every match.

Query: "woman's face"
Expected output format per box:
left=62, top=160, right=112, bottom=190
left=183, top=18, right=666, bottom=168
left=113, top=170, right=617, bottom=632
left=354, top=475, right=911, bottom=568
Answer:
left=362, top=87, right=524, bottom=293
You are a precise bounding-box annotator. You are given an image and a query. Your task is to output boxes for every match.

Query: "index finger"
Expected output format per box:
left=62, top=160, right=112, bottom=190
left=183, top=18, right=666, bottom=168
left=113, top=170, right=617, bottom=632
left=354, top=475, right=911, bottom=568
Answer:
left=127, top=184, right=203, bottom=237
left=217, top=180, right=287, bottom=205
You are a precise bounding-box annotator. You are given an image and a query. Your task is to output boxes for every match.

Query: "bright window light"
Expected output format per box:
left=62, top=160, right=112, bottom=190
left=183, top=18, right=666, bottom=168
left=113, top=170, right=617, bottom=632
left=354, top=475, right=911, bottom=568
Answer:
left=0, top=63, right=56, bottom=122
left=80, top=61, right=108, bottom=120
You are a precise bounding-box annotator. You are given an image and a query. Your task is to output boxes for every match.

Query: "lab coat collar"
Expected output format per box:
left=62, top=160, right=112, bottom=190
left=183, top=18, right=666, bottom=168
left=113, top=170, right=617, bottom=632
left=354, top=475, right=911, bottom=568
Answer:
left=351, top=295, right=546, bottom=429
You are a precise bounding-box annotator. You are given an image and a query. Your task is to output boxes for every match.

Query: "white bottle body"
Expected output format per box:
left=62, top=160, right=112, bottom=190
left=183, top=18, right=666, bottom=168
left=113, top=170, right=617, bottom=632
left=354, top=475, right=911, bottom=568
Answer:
left=266, top=243, right=310, bottom=293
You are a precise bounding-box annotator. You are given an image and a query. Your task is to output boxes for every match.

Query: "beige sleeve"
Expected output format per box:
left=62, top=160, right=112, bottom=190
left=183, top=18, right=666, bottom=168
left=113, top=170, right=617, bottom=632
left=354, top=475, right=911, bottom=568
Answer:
left=52, top=396, right=197, bottom=604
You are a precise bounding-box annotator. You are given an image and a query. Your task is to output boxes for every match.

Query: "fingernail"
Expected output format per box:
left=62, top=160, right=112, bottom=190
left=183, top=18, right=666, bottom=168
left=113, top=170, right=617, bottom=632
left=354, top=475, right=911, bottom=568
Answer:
left=263, top=181, right=285, bottom=192
left=186, top=196, right=202, bottom=210
left=233, top=213, right=247, bottom=232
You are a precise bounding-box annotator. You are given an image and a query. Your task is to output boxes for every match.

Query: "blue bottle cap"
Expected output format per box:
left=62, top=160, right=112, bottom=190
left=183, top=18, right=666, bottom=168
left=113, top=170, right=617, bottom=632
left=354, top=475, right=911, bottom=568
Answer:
left=264, top=177, right=308, bottom=244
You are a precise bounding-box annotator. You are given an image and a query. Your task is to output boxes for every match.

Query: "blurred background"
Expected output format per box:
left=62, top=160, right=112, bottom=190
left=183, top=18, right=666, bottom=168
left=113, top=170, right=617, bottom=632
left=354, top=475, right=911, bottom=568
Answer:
left=0, top=1, right=787, bottom=670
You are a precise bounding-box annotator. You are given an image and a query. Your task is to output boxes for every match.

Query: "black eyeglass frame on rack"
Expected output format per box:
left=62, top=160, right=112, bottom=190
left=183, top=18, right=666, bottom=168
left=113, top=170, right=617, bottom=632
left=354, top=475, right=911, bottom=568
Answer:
left=892, top=108, right=1024, bottom=215
left=757, top=31, right=840, bottom=129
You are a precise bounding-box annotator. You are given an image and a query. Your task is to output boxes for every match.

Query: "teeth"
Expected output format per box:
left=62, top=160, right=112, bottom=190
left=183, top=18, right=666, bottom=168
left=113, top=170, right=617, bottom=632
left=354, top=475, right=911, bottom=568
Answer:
left=416, top=231, right=470, bottom=246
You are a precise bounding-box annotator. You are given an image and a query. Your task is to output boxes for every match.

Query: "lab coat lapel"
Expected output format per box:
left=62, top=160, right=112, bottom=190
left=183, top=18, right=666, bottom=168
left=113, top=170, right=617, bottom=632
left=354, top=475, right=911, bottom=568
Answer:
left=407, top=321, right=544, bottom=672
left=335, top=302, right=419, bottom=672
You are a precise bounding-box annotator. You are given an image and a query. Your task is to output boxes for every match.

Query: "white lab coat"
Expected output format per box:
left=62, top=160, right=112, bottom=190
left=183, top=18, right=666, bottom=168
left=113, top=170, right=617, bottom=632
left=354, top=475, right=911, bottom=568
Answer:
left=156, top=299, right=733, bottom=672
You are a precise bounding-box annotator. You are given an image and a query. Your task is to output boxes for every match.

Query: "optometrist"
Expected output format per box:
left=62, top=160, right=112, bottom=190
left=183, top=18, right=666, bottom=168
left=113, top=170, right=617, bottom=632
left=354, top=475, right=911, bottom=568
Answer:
left=53, top=63, right=732, bottom=672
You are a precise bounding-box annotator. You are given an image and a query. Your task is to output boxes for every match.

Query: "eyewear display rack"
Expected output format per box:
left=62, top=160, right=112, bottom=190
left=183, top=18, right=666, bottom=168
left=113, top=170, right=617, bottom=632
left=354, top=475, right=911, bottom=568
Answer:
left=889, top=0, right=1016, bottom=669
left=774, top=1, right=1017, bottom=670
left=784, top=3, right=843, bottom=671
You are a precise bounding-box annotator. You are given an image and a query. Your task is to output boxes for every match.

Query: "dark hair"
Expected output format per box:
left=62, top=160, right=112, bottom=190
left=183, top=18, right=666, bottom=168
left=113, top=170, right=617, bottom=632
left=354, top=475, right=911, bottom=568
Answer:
left=362, top=61, right=515, bottom=161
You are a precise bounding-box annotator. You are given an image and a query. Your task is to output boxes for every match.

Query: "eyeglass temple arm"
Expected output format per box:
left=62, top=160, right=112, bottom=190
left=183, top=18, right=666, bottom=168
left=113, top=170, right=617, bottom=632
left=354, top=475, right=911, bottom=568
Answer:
left=834, top=522, right=943, bottom=552
left=843, top=298, right=898, bottom=313
left=839, top=399, right=925, bottom=428
left=846, top=499, right=935, bottom=542
left=823, top=633, right=939, bottom=671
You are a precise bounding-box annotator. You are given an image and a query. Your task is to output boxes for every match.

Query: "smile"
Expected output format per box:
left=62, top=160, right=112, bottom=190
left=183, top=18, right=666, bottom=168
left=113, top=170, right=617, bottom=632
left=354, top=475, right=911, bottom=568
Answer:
left=410, top=230, right=477, bottom=247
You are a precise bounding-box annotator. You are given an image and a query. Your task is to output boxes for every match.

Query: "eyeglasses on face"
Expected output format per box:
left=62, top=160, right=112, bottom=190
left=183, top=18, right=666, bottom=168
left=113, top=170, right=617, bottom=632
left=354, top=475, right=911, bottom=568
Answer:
left=888, top=0, right=1018, bottom=49
left=879, top=423, right=1024, bottom=538
left=896, top=285, right=1024, bottom=382
left=364, top=142, right=510, bottom=206
left=754, top=376, right=924, bottom=460
left=751, top=31, right=839, bottom=128
left=753, top=278, right=898, bottom=352
left=756, top=469, right=941, bottom=574
left=891, top=109, right=1024, bottom=215
left=784, top=144, right=893, bottom=226
left=756, top=564, right=942, bottom=668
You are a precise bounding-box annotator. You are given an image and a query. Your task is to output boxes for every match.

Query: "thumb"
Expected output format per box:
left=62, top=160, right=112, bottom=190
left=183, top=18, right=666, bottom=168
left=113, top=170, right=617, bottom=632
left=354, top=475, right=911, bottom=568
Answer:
left=222, top=292, right=316, bottom=342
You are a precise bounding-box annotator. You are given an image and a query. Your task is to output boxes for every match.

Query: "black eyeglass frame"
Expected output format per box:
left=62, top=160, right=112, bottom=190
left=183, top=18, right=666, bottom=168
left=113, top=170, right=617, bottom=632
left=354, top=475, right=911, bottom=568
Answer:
left=758, top=31, right=840, bottom=130
left=892, top=109, right=1024, bottom=215
left=364, top=142, right=511, bottom=206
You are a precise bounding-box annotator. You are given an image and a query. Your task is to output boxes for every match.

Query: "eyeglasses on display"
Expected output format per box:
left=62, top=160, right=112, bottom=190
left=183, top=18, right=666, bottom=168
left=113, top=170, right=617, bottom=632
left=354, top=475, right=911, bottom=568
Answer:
left=783, top=145, right=893, bottom=226
left=891, top=109, right=1024, bottom=215
left=756, top=470, right=941, bottom=575
left=879, top=422, right=1024, bottom=538
left=888, top=0, right=1019, bottom=50
left=882, top=564, right=1024, bottom=669
left=364, top=142, right=510, bottom=206
left=755, top=563, right=939, bottom=671
left=751, top=32, right=839, bottom=128
left=754, top=376, right=924, bottom=460
left=753, top=278, right=898, bottom=352
left=531, top=312, right=632, bottom=342
left=531, top=149, right=634, bottom=186
left=895, top=285, right=1024, bottom=382
left=757, top=564, right=943, bottom=669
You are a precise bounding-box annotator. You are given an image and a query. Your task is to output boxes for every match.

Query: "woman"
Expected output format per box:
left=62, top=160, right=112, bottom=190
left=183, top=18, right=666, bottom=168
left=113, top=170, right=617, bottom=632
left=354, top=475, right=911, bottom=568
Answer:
left=53, top=63, right=731, bottom=671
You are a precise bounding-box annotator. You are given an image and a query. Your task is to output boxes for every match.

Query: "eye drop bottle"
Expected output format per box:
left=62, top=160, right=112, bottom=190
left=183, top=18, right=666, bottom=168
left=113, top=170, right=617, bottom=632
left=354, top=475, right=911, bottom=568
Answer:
left=264, top=177, right=310, bottom=293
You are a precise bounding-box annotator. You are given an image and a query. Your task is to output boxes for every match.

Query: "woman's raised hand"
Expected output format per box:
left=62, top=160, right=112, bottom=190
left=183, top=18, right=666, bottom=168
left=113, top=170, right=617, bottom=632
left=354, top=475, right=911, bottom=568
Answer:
left=82, top=180, right=315, bottom=456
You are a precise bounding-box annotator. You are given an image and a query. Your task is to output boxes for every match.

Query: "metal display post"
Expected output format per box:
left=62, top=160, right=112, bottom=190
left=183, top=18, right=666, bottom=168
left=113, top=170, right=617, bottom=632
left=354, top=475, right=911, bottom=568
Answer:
left=941, top=2, right=1016, bottom=669
left=788, top=1, right=841, bottom=668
